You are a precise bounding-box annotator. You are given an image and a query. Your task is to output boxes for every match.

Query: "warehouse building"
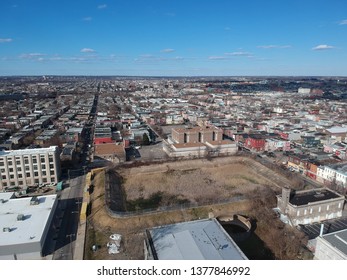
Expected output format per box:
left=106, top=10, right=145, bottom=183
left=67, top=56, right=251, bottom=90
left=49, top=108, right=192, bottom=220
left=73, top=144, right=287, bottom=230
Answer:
left=144, top=218, right=248, bottom=260
left=0, top=192, right=58, bottom=260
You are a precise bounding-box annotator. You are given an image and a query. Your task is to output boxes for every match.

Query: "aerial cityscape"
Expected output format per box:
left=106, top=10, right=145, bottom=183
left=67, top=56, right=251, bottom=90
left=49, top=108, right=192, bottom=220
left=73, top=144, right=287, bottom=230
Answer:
left=0, top=1, right=347, bottom=261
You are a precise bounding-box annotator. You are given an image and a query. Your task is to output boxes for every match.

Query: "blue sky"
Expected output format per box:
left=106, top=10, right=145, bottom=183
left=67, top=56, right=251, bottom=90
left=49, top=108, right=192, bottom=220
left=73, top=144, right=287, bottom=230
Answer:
left=1, top=0, right=347, bottom=76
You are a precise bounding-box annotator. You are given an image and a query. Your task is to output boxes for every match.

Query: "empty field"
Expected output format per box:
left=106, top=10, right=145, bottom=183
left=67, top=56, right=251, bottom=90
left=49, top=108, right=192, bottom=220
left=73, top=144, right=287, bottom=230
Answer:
left=120, top=157, right=283, bottom=208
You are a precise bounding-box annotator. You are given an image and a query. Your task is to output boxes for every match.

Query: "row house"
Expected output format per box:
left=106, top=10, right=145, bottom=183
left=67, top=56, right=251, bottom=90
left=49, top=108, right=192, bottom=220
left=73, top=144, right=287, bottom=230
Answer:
left=317, top=163, right=347, bottom=188
left=265, top=138, right=291, bottom=152
left=287, top=154, right=310, bottom=173
left=324, top=142, right=347, bottom=160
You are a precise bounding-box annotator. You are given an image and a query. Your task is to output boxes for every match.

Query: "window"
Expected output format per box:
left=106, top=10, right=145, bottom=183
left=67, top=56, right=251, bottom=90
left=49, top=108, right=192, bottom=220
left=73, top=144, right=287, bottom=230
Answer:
left=50, top=164, right=54, bottom=169
left=42, top=171, right=46, bottom=176
left=327, top=205, right=330, bottom=211
left=34, top=172, right=39, bottom=177
left=41, top=164, right=46, bottom=170
left=18, top=181, right=23, bottom=185
left=310, top=208, right=313, bottom=214
left=9, top=168, right=13, bottom=173
left=18, top=174, right=23, bottom=178
left=32, top=158, right=37, bottom=164
left=0, top=168, right=4, bottom=173
left=2, top=182, right=7, bottom=187
left=297, top=210, right=300, bottom=216
left=17, top=167, right=21, bottom=172
left=0, top=161, right=4, bottom=167
left=2, top=175, right=6, bottom=180
left=43, top=178, right=47, bottom=183
left=26, top=172, right=30, bottom=177
left=10, top=175, right=14, bottom=179
left=24, top=159, right=29, bottom=164
left=318, top=206, right=321, bottom=212
left=16, top=161, right=20, bottom=165
left=25, top=166, right=30, bottom=171
left=33, top=165, right=38, bottom=171
left=40, top=157, right=45, bottom=163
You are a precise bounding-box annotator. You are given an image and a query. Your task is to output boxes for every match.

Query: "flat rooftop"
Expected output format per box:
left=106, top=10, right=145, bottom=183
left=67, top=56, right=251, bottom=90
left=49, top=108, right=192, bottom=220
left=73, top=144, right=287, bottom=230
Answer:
left=0, top=146, right=57, bottom=157
left=299, top=217, right=347, bottom=240
left=289, top=188, right=342, bottom=206
left=148, top=218, right=247, bottom=260
left=0, top=192, right=57, bottom=248
left=321, top=229, right=347, bottom=257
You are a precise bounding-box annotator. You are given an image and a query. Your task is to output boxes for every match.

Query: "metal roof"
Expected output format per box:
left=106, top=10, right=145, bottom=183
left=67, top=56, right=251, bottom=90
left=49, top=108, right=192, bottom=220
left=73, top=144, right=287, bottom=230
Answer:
left=321, top=229, right=347, bottom=257
left=148, top=218, right=248, bottom=260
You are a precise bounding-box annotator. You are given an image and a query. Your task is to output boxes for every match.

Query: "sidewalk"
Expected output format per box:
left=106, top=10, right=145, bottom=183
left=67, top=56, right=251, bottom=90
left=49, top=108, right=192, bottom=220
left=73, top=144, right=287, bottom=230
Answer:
left=73, top=220, right=87, bottom=260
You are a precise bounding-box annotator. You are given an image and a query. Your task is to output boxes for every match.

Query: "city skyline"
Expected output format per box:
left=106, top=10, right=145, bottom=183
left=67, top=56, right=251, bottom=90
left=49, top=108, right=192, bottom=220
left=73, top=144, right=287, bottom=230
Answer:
left=1, top=0, right=347, bottom=76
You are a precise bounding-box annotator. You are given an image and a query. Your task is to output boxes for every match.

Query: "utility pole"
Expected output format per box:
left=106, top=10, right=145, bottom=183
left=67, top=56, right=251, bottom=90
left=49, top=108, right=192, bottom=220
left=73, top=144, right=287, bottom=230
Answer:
left=66, top=233, right=75, bottom=260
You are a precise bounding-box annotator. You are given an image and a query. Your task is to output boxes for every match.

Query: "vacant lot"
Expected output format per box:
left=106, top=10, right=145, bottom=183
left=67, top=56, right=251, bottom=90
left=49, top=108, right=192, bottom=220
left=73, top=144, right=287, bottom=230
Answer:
left=85, top=156, right=292, bottom=260
left=121, top=158, right=281, bottom=207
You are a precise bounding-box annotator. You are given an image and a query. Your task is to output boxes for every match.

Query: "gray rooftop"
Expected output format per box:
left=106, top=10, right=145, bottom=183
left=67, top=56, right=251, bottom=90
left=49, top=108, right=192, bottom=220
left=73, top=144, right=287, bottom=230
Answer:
left=321, top=229, right=347, bottom=257
left=148, top=218, right=247, bottom=260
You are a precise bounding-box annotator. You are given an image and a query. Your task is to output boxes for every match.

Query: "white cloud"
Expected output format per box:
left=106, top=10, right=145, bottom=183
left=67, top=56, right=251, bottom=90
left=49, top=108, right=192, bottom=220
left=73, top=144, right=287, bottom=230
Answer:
left=257, top=45, right=291, bottom=49
left=225, top=51, right=252, bottom=57
left=98, top=4, right=107, bottom=9
left=160, top=48, right=175, bottom=53
left=81, top=48, right=96, bottom=53
left=19, top=53, right=46, bottom=59
left=0, top=38, right=13, bottom=43
left=208, top=56, right=229, bottom=60
left=312, top=44, right=335, bottom=51
left=339, top=19, right=347, bottom=25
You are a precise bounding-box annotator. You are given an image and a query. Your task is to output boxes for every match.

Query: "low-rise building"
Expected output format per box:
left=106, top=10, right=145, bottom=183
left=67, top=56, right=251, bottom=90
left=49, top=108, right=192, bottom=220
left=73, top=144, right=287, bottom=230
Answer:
left=144, top=218, right=248, bottom=260
left=314, top=229, right=347, bottom=260
left=94, top=143, right=126, bottom=163
left=0, top=192, right=58, bottom=260
left=276, top=187, right=345, bottom=226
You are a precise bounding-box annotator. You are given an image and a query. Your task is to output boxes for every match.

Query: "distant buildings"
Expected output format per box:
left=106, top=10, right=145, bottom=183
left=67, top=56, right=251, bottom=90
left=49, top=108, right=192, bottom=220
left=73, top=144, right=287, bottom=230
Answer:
left=0, top=146, right=60, bottom=191
left=144, top=218, right=248, bottom=260
left=164, top=126, right=237, bottom=158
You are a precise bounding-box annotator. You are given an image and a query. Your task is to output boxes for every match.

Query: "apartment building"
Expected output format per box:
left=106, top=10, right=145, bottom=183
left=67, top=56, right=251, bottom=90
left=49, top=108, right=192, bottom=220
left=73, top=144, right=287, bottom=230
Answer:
left=171, top=126, right=222, bottom=144
left=0, top=146, right=60, bottom=191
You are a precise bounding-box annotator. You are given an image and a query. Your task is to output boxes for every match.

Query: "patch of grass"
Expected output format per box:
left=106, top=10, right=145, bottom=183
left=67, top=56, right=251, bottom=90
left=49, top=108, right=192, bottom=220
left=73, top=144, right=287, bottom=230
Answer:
left=127, top=191, right=163, bottom=211
left=126, top=191, right=190, bottom=211
left=239, top=175, right=259, bottom=184
left=190, top=207, right=209, bottom=219
left=85, top=225, right=109, bottom=260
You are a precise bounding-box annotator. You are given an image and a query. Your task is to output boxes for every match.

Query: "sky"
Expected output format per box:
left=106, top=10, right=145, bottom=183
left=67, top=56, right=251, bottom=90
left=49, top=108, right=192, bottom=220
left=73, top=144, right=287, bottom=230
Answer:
left=1, top=0, right=347, bottom=76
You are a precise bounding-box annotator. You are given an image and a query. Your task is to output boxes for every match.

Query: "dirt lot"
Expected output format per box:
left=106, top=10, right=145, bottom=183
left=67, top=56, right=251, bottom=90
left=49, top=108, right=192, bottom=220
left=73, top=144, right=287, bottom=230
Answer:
left=85, top=156, right=292, bottom=260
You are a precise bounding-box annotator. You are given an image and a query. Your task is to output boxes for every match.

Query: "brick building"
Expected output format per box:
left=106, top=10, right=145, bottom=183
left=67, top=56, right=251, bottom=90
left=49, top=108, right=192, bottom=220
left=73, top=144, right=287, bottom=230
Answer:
left=276, top=187, right=345, bottom=226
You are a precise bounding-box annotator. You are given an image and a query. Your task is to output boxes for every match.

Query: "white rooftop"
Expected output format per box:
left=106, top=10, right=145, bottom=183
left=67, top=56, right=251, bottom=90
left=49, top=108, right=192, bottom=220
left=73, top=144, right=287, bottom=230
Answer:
left=327, top=127, right=347, bottom=134
left=0, top=146, right=57, bottom=157
left=0, top=192, right=57, bottom=247
left=149, top=218, right=248, bottom=260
